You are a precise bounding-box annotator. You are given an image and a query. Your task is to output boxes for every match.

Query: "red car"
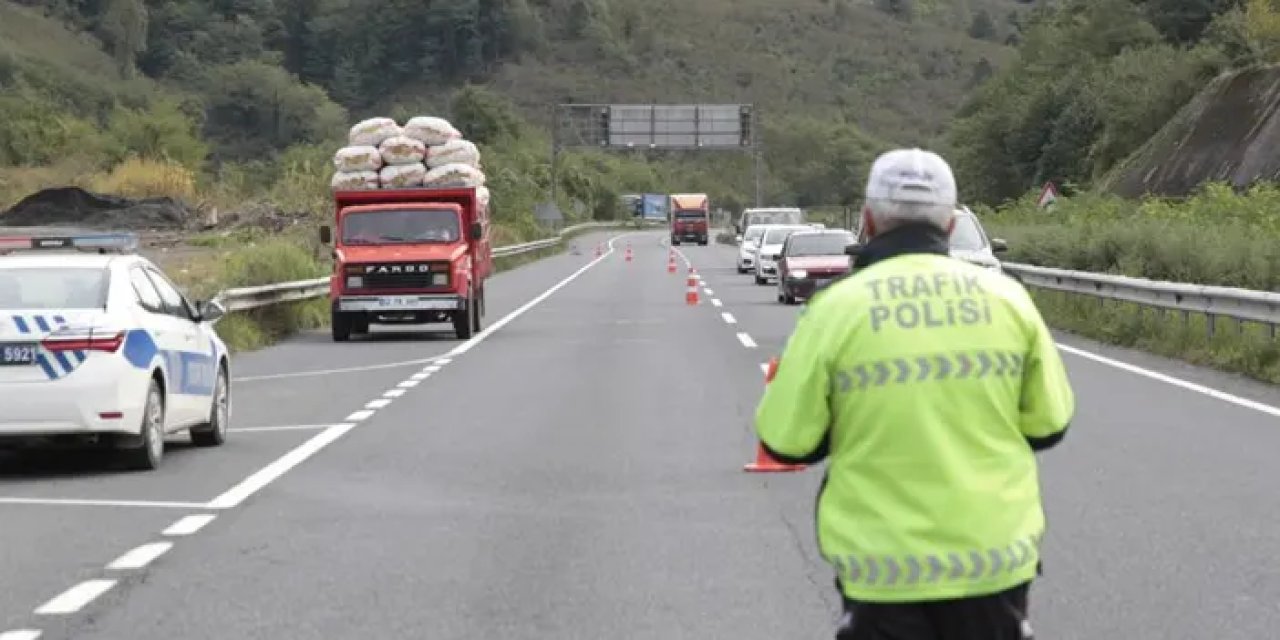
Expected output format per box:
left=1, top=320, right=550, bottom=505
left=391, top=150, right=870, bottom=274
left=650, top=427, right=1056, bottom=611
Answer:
left=775, top=229, right=856, bottom=305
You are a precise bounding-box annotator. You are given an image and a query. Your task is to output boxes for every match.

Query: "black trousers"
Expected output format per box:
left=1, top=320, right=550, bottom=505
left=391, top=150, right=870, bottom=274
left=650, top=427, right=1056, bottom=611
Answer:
left=835, top=580, right=1034, bottom=640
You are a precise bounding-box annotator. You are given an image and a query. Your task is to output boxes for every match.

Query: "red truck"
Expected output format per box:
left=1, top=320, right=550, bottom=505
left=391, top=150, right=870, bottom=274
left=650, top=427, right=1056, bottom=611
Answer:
left=319, top=187, right=492, bottom=342
left=669, top=193, right=710, bottom=246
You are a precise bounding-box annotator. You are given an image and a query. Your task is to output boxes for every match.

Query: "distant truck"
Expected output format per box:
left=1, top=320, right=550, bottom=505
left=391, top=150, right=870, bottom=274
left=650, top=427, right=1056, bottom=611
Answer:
left=736, top=207, right=805, bottom=236
left=319, top=187, right=492, bottom=342
left=669, top=193, right=710, bottom=245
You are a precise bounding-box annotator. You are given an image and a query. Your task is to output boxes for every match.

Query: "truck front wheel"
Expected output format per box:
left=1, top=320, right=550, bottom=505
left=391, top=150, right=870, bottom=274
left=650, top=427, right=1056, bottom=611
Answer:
left=331, top=309, right=352, bottom=342
left=453, top=292, right=478, bottom=340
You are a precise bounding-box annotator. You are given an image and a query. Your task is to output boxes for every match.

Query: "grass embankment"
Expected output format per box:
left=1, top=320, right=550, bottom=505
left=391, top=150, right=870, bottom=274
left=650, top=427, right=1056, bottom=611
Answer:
left=983, top=183, right=1280, bottom=383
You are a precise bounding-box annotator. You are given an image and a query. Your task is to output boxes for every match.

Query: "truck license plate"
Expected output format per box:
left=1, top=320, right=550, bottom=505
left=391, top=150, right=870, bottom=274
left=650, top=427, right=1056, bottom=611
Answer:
left=0, top=343, right=37, bottom=365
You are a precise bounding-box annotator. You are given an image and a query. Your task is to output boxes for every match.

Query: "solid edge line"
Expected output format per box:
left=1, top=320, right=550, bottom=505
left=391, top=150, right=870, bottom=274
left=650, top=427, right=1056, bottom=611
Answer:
left=234, top=355, right=449, bottom=382
left=446, top=233, right=628, bottom=358
left=35, top=580, right=117, bottom=615
left=163, top=514, right=216, bottom=536
left=0, top=497, right=210, bottom=509
left=205, top=424, right=356, bottom=509
left=737, top=332, right=757, bottom=348
left=107, top=542, right=173, bottom=570
left=0, top=630, right=41, bottom=640
left=1057, top=342, right=1280, bottom=418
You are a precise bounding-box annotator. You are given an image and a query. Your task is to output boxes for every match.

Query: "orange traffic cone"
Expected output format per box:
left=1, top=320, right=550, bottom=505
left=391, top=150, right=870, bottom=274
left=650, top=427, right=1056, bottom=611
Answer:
left=744, top=357, right=807, bottom=473
left=667, top=253, right=677, bottom=273
left=686, top=269, right=700, bottom=305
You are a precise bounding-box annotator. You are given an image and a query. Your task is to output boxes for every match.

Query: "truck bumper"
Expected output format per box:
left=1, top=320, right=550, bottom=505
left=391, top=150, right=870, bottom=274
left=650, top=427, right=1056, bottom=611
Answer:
left=336, top=294, right=465, bottom=313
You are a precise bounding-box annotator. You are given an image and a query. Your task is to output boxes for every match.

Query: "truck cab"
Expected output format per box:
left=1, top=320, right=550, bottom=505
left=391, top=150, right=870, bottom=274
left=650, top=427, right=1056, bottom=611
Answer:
left=669, top=193, right=710, bottom=246
left=320, top=188, right=491, bottom=342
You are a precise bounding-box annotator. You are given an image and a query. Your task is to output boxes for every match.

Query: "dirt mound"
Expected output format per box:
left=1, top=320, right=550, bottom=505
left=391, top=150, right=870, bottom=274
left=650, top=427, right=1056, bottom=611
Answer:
left=1103, top=66, right=1280, bottom=198
left=0, top=187, right=192, bottom=230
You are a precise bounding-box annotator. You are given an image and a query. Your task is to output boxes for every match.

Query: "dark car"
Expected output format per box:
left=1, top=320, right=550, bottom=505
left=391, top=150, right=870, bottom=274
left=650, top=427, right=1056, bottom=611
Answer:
left=776, top=229, right=856, bottom=305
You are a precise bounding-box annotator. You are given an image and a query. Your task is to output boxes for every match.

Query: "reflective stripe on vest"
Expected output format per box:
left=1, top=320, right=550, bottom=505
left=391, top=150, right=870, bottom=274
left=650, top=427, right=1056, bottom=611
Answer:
left=827, top=533, right=1041, bottom=588
left=831, top=349, right=1025, bottom=393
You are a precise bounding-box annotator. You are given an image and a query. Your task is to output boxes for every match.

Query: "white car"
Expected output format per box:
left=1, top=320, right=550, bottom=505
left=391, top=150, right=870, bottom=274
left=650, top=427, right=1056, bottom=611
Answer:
left=0, top=233, right=231, bottom=470
left=754, top=224, right=813, bottom=285
left=735, top=224, right=769, bottom=273
left=948, top=207, right=1008, bottom=273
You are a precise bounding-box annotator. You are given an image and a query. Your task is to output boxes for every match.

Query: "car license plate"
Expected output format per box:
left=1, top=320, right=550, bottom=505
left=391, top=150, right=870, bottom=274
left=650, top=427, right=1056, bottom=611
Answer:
left=0, top=343, right=38, bottom=365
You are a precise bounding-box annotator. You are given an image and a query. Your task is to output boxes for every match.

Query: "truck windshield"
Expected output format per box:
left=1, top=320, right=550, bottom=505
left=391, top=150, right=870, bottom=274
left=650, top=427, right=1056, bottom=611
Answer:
left=950, top=214, right=988, bottom=252
left=675, top=210, right=706, bottom=219
left=0, top=267, right=107, bottom=310
left=786, top=233, right=855, bottom=257
left=341, top=208, right=460, bottom=244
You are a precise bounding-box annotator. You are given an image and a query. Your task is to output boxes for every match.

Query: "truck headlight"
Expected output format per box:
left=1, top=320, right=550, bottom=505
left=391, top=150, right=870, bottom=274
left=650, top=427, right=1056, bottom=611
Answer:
left=790, top=270, right=808, bottom=279
left=346, top=276, right=363, bottom=288
left=432, top=273, right=449, bottom=286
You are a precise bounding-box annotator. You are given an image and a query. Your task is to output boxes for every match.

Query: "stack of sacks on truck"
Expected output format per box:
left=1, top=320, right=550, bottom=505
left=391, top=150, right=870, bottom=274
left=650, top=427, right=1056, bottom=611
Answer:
left=329, top=116, right=489, bottom=207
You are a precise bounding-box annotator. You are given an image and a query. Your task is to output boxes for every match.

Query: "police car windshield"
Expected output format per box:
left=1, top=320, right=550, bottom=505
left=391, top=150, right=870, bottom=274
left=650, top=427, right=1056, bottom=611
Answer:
left=950, top=214, right=987, bottom=252
left=0, top=267, right=106, bottom=310
left=342, top=209, right=460, bottom=244
left=787, top=233, right=855, bottom=257
left=764, top=227, right=804, bottom=245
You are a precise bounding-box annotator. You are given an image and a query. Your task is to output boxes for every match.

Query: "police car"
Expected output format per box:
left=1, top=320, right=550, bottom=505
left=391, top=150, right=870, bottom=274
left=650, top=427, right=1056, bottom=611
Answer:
left=0, top=233, right=231, bottom=471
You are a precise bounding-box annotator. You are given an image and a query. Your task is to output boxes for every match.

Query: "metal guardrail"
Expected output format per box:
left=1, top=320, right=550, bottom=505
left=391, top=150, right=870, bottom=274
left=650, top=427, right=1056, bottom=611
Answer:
left=214, top=220, right=630, bottom=312
left=1003, top=262, right=1280, bottom=335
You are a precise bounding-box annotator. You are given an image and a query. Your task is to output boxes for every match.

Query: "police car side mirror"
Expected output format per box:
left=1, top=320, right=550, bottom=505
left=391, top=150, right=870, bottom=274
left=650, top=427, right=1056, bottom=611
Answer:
left=198, top=299, right=227, bottom=324
left=319, top=225, right=332, bottom=244
left=991, top=238, right=1009, bottom=253
left=845, top=242, right=864, bottom=257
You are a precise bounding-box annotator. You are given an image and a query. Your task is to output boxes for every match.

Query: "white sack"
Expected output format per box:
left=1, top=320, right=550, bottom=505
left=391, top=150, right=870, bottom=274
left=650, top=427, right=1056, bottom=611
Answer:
left=378, top=135, right=427, bottom=166
left=475, top=185, right=491, bottom=208
left=403, top=116, right=461, bottom=146
left=349, top=117, right=402, bottom=146
left=333, top=146, right=384, bottom=173
left=330, top=170, right=380, bottom=191
left=426, top=138, right=481, bottom=169
left=423, top=162, right=486, bottom=188
left=379, top=163, right=427, bottom=189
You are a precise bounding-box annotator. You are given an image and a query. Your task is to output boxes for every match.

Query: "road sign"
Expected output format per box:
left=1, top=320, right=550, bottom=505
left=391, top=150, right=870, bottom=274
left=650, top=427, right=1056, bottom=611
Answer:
left=554, top=103, right=754, bottom=150
left=1037, top=182, right=1058, bottom=209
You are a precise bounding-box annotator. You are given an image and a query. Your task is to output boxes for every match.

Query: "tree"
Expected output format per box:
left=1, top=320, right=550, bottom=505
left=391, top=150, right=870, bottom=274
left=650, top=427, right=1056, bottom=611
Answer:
left=98, top=0, right=148, bottom=76
left=969, top=9, right=998, bottom=40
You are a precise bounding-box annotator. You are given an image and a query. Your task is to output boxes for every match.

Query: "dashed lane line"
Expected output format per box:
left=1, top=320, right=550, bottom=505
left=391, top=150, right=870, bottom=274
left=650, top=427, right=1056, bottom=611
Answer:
left=345, top=409, right=376, bottom=422
left=737, top=332, right=758, bottom=348
left=0, top=630, right=41, bottom=640
left=397, top=379, right=420, bottom=389
left=35, top=580, right=116, bottom=615
left=722, top=313, right=737, bottom=324
left=711, top=299, right=723, bottom=307
left=162, top=514, right=216, bottom=536
left=365, top=399, right=393, bottom=409
left=383, top=389, right=406, bottom=398
left=106, top=542, right=173, bottom=571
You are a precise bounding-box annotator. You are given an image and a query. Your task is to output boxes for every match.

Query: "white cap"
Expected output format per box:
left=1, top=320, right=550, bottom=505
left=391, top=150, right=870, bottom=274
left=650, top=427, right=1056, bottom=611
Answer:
left=865, top=148, right=957, bottom=207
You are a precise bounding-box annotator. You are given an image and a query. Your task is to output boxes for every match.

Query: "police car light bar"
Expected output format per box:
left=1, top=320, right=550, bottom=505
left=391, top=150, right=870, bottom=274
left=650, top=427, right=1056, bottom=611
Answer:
left=0, top=233, right=140, bottom=254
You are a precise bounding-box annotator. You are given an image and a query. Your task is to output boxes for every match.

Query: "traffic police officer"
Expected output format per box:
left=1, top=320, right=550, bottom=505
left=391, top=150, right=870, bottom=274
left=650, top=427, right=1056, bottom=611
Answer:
left=754, top=148, right=1074, bottom=640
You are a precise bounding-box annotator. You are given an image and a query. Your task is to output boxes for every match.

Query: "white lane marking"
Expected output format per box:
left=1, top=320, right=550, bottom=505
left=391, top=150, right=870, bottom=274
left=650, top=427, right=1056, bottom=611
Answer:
left=365, top=399, right=392, bottom=409
left=1057, top=343, right=1280, bottom=418
left=448, top=233, right=629, bottom=357
left=705, top=288, right=715, bottom=295
left=737, top=332, right=757, bottom=348
left=721, top=312, right=737, bottom=324
left=233, top=355, right=449, bottom=382
left=424, top=365, right=442, bottom=373
left=383, top=389, right=406, bottom=398
left=0, top=497, right=209, bottom=509
left=107, top=542, right=173, bottom=570
left=163, top=514, right=216, bottom=536
left=410, top=372, right=430, bottom=381
left=230, top=424, right=332, bottom=433
left=760, top=363, right=769, bottom=375
left=0, top=630, right=41, bottom=640
left=711, top=299, right=723, bottom=307
left=345, top=410, right=375, bottom=422
left=35, top=580, right=116, bottom=615
left=205, top=424, right=356, bottom=509
left=202, top=234, right=624, bottom=513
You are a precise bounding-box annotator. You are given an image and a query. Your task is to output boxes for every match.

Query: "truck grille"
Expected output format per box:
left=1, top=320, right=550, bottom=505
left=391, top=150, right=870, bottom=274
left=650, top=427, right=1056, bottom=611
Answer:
left=346, top=261, right=450, bottom=290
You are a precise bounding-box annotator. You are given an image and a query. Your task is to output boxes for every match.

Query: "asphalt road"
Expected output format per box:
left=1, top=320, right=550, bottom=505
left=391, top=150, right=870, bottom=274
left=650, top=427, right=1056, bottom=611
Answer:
left=0, top=229, right=1277, bottom=639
